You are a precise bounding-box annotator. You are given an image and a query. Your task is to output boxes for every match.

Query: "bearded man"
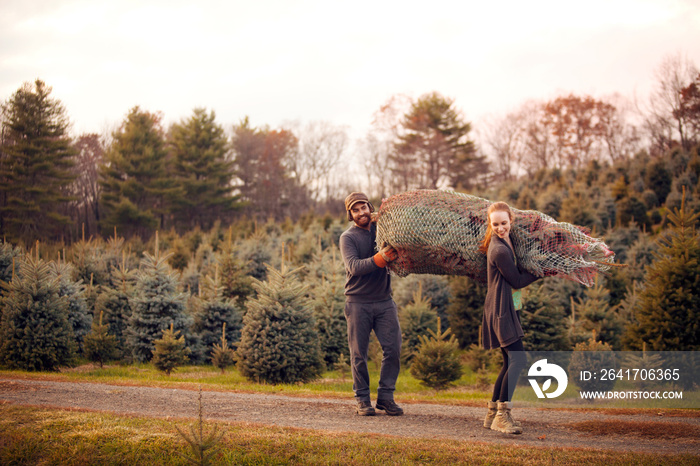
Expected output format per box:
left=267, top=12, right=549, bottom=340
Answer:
left=339, top=192, right=403, bottom=416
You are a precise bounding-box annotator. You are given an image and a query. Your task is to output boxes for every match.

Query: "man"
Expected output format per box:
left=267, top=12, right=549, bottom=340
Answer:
left=339, top=192, right=403, bottom=416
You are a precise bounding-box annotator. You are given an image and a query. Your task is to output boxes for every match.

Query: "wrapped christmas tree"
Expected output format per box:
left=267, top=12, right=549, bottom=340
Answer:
left=375, top=190, right=616, bottom=286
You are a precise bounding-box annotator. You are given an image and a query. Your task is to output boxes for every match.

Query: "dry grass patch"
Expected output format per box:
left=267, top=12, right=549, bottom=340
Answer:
left=1, top=404, right=698, bottom=465
left=569, top=419, right=700, bottom=440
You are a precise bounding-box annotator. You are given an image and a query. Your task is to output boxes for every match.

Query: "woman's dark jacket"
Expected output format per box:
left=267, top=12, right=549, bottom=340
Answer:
left=482, top=235, right=539, bottom=349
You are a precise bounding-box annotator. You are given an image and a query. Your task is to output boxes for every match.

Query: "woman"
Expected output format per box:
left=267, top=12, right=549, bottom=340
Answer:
left=479, top=202, right=539, bottom=434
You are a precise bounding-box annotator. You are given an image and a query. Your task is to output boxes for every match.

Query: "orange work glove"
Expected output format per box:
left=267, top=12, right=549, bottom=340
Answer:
left=373, top=245, right=398, bottom=268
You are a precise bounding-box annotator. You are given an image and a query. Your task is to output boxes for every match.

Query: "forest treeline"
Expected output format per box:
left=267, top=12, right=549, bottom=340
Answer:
left=0, top=54, right=699, bottom=375
left=0, top=133, right=698, bottom=374
left=1, top=54, right=699, bottom=244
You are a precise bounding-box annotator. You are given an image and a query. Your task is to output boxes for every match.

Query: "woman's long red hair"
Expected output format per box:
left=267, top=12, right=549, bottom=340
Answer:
left=479, top=202, right=514, bottom=254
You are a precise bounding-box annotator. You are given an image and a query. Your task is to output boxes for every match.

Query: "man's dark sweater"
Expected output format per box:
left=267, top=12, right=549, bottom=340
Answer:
left=339, top=223, right=392, bottom=303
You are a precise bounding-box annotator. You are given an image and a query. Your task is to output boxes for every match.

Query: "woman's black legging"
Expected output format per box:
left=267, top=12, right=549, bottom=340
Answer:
left=491, top=339, right=526, bottom=402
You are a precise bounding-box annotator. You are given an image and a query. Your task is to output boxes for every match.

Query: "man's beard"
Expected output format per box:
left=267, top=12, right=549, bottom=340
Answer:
left=354, top=214, right=371, bottom=226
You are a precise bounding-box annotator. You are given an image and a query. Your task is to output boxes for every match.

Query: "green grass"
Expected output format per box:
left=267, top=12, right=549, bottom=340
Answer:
left=1, top=404, right=697, bottom=466
left=0, top=363, right=495, bottom=406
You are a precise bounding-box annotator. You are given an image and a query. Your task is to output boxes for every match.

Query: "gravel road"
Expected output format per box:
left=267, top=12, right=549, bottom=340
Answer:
left=1, top=377, right=698, bottom=457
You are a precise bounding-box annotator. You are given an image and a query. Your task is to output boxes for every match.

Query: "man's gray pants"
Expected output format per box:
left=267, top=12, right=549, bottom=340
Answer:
left=344, top=299, right=401, bottom=402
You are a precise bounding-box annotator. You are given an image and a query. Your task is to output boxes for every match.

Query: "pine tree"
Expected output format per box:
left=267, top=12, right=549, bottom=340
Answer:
left=0, top=255, right=75, bottom=370
left=192, top=267, right=243, bottom=363
left=520, top=283, right=570, bottom=351
left=334, top=352, right=351, bottom=380
left=569, top=278, right=623, bottom=349
left=307, top=244, right=348, bottom=367
left=95, top=253, right=135, bottom=358
left=400, top=283, right=438, bottom=365
left=236, top=263, right=324, bottom=384
left=393, top=91, right=478, bottom=190
left=624, top=191, right=700, bottom=350
left=210, top=323, right=236, bottom=374
left=50, top=261, right=92, bottom=353
left=169, top=108, right=240, bottom=231
left=0, top=80, right=77, bottom=243
left=393, top=275, right=451, bottom=331
left=217, top=235, right=254, bottom=306
left=309, top=280, right=347, bottom=368
left=445, top=276, right=486, bottom=348
left=69, top=236, right=114, bottom=287
left=83, top=311, right=119, bottom=368
left=99, top=107, right=171, bottom=238
left=238, top=229, right=273, bottom=281
left=463, top=326, right=501, bottom=374
left=174, top=387, right=224, bottom=466
left=152, top=323, right=191, bottom=376
left=409, top=318, right=464, bottom=390
left=568, top=330, right=616, bottom=393
left=128, top=241, right=192, bottom=363
left=0, top=241, right=23, bottom=298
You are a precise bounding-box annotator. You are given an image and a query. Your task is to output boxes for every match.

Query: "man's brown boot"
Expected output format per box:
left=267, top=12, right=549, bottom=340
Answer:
left=490, top=401, right=522, bottom=434
left=356, top=400, right=376, bottom=416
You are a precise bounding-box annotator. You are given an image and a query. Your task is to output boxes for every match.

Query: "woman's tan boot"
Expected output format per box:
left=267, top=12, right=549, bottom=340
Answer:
left=483, top=401, right=498, bottom=428
left=485, top=401, right=520, bottom=428
left=490, top=401, right=522, bottom=434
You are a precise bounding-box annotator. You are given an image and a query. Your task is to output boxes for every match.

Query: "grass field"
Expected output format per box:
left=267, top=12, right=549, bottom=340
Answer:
left=1, top=364, right=698, bottom=465
left=2, top=404, right=698, bottom=466
left=0, top=363, right=495, bottom=405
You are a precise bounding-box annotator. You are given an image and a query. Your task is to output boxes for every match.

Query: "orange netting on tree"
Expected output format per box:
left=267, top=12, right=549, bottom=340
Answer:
left=375, top=190, right=616, bottom=286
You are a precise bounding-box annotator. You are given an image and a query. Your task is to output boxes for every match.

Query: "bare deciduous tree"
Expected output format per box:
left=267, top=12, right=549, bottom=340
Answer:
left=285, top=120, right=349, bottom=202
left=643, top=53, right=699, bottom=154
left=68, top=133, right=104, bottom=238
left=358, top=94, right=411, bottom=200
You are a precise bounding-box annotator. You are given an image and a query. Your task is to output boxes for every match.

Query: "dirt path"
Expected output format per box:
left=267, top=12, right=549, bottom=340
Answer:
left=0, top=377, right=698, bottom=457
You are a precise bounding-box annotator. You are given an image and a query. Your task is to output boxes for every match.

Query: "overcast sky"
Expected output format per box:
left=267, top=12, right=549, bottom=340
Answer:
left=1, top=0, right=699, bottom=142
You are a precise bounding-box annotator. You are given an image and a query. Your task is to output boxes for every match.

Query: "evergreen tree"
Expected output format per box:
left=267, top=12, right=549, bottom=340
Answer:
left=568, top=331, right=616, bottom=393
left=559, top=182, right=598, bottom=230
left=445, top=276, right=486, bottom=349
left=95, top=255, right=135, bottom=358
left=393, top=91, right=480, bottom=191
left=174, top=387, right=225, bottom=465
left=624, top=192, right=700, bottom=350
left=128, top=244, right=192, bottom=363
left=192, top=268, right=243, bottom=363
left=520, top=283, right=570, bottom=351
left=50, top=261, right=92, bottom=353
left=210, top=323, right=236, bottom=374
left=152, top=323, right=191, bottom=376
left=99, top=107, right=171, bottom=238
left=0, top=255, right=75, bottom=370
left=307, top=245, right=347, bottom=367
left=0, top=80, right=76, bottom=243
left=70, top=237, right=112, bottom=287
left=236, top=229, right=273, bottom=281
left=168, top=108, right=239, bottom=231
left=569, top=279, right=623, bottom=349
left=393, top=275, right=451, bottom=330
left=616, top=195, right=651, bottom=230
left=308, top=279, right=347, bottom=368
left=218, top=231, right=254, bottom=306
left=645, top=158, right=673, bottom=204
left=83, top=311, right=119, bottom=368
left=399, top=284, right=438, bottom=365
left=409, top=318, right=464, bottom=390
left=236, top=263, right=324, bottom=384
left=167, top=235, right=190, bottom=272
left=0, top=241, right=23, bottom=298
